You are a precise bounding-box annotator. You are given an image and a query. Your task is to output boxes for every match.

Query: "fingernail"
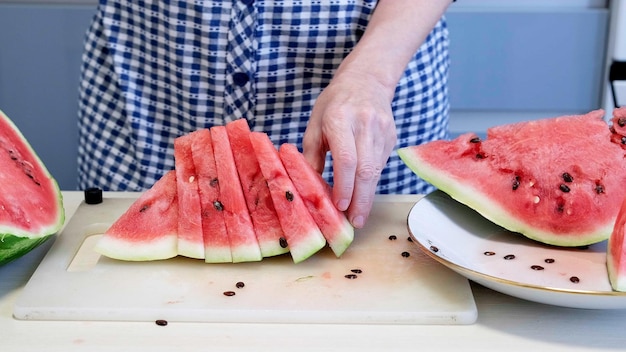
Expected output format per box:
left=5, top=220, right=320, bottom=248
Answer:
left=351, top=216, right=364, bottom=228
left=337, top=199, right=350, bottom=211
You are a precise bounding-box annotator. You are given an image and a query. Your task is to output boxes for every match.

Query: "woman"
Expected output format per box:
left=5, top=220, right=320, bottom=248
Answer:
left=77, top=0, right=453, bottom=228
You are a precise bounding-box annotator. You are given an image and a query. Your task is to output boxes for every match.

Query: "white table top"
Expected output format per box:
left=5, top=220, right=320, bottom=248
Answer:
left=2, top=191, right=626, bottom=351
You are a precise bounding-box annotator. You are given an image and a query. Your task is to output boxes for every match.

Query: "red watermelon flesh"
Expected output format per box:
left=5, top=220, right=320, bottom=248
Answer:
left=0, top=109, right=64, bottom=265
left=279, top=143, right=354, bottom=257
left=211, top=126, right=262, bottom=263
left=189, top=129, right=232, bottom=263
left=607, top=195, right=626, bottom=291
left=226, top=118, right=288, bottom=258
left=174, top=134, right=205, bottom=259
left=398, top=109, right=626, bottom=247
left=249, top=131, right=327, bottom=263
left=95, top=170, right=178, bottom=261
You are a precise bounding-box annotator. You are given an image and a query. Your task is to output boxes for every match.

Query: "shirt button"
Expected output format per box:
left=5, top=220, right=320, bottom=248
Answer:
left=241, top=0, right=254, bottom=5
left=233, top=72, right=250, bottom=86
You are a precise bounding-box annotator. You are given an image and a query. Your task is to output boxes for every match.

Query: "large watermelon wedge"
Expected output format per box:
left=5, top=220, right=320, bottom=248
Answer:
left=0, top=109, right=64, bottom=265
left=398, top=109, right=626, bottom=247
left=95, top=170, right=178, bottom=261
left=249, top=131, right=327, bottom=263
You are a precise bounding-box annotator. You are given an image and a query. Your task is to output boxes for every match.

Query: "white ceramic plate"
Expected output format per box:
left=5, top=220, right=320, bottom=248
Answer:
left=407, top=190, right=626, bottom=309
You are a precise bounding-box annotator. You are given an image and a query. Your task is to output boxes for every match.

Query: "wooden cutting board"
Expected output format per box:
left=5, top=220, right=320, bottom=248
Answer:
left=14, top=195, right=477, bottom=325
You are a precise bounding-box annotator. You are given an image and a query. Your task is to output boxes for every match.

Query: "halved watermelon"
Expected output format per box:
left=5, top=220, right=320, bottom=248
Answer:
left=398, top=109, right=626, bottom=247
left=279, top=143, right=354, bottom=257
left=189, top=129, right=232, bottom=263
left=174, top=134, right=205, bottom=259
left=226, top=118, right=288, bottom=258
left=249, top=131, right=327, bottom=263
left=0, top=109, right=64, bottom=265
left=211, top=126, right=262, bottom=263
left=95, top=170, right=178, bottom=261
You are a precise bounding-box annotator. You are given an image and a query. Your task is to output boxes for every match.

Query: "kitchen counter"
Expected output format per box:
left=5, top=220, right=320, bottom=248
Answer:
left=2, top=191, right=626, bottom=351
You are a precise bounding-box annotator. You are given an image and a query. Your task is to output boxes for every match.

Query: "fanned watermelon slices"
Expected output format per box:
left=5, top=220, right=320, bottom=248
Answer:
left=95, top=119, right=354, bottom=263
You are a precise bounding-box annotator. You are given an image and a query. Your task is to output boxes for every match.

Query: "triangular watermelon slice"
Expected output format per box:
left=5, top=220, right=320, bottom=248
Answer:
left=189, top=129, right=232, bottom=263
left=226, top=118, right=288, bottom=258
left=95, top=170, right=178, bottom=261
left=398, top=109, right=626, bottom=247
left=249, top=131, right=327, bottom=263
left=279, top=143, right=354, bottom=257
left=210, top=126, right=262, bottom=263
left=174, top=134, right=205, bottom=259
left=0, top=109, right=65, bottom=265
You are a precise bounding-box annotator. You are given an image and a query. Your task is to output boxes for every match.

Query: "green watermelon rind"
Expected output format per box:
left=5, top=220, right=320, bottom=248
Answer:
left=397, top=147, right=610, bottom=247
left=0, top=109, right=65, bottom=266
left=94, top=235, right=178, bottom=262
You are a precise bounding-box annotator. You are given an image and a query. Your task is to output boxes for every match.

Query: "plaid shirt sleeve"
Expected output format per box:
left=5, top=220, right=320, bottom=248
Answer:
left=78, top=0, right=450, bottom=194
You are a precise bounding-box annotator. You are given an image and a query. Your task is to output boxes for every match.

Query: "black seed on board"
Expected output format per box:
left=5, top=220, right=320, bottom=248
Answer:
left=484, top=251, right=496, bottom=256
left=344, top=274, right=358, bottom=279
left=351, top=269, right=363, bottom=274
left=562, top=172, right=574, bottom=183
left=503, top=254, right=516, bottom=260
left=544, top=258, right=555, bottom=264
left=430, top=246, right=439, bottom=253
left=235, top=281, right=245, bottom=289
left=531, top=265, right=544, bottom=271
left=407, top=236, right=413, bottom=242
left=401, top=251, right=411, bottom=258
left=559, top=184, right=570, bottom=193
left=570, top=276, right=580, bottom=284
left=285, top=190, right=294, bottom=202
left=388, top=235, right=397, bottom=240
left=213, top=201, right=224, bottom=211
left=155, top=319, right=168, bottom=326
left=279, top=237, right=288, bottom=248
left=469, top=137, right=481, bottom=143
left=223, top=291, right=236, bottom=297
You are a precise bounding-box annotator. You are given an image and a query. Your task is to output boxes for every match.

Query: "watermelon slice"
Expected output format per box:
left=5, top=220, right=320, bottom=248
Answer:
left=174, top=134, right=205, bottom=259
left=189, top=129, right=232, bottom=263
left=607, top=195, right=626, bottom=292
left=0, top=109, right=65, bottom=265
left=211, top=126, right=262, bottom=263
left=249, top=131, right=327, bottom=263
left=279, top=143, right=354, bottom=257
left=398, top=109, right=626, bottom=247
left=95, top=170, right=178, bottom=261
left=226, top=118, right=288, bottom=258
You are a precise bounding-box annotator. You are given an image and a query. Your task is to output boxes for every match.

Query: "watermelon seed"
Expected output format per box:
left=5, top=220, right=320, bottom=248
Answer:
left=345, top=274, right=358, bottom=279
left=503, top=254, right=515, bottom=260
left=223, top=291, right=236, bottom=297
left=531, top=265, right=544, bottom=271
left=475, top=153, right=486, bottom=159
left=562, top=172, right=573, bottom=183
left=621, top=136, right=626, bottom=145
left=388, top=235, right=397, bottom=240
left=559, top=184, right=570, bottom=193
left=570, top=276, right=580, bottom=283
left=210, top=178, right=218, bottom=187
left=188, top=175, right=195, bottom=183
left=484, top=251, right=496, bottom=256
left=544, top=258, right=555, bottom=263
left=401, top=251, right=411, bottom=258
left=512, top=176, right=520, bottom=191
left=407, top=236, right=413, bottom=242
left=235, top=281, right=245, bottom=289
left=213, top=201, right=224, bottom=211
left=279, top=237, right=288, bottom=248
left=430, top=245, right=439, bottom=252
left=8, top=149, right=17, bottom=160
left=469, top=137, right=481, bottom=143
left=155, top=319, right=168, bottom=326
left=619, top=117, right=626, bottom=127
left=351, top=269, right=363, bottom=274
left=285, top=190, right=294, bottom=202
left=139, top=205, right=150, bottom=212
left=595, top=183, right=605, bottom=194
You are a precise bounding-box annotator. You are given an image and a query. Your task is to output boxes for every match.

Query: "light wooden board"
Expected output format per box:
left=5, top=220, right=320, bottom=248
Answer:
left=14, top=195, right=477, bottom=325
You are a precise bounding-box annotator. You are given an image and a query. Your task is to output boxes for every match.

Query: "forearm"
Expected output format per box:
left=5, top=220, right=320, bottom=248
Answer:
left=336, top=0, right=453, bottom=100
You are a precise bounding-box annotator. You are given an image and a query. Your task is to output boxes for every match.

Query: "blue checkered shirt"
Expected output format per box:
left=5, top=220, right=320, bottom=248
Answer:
left=78, top=0, right=450, bottom=194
